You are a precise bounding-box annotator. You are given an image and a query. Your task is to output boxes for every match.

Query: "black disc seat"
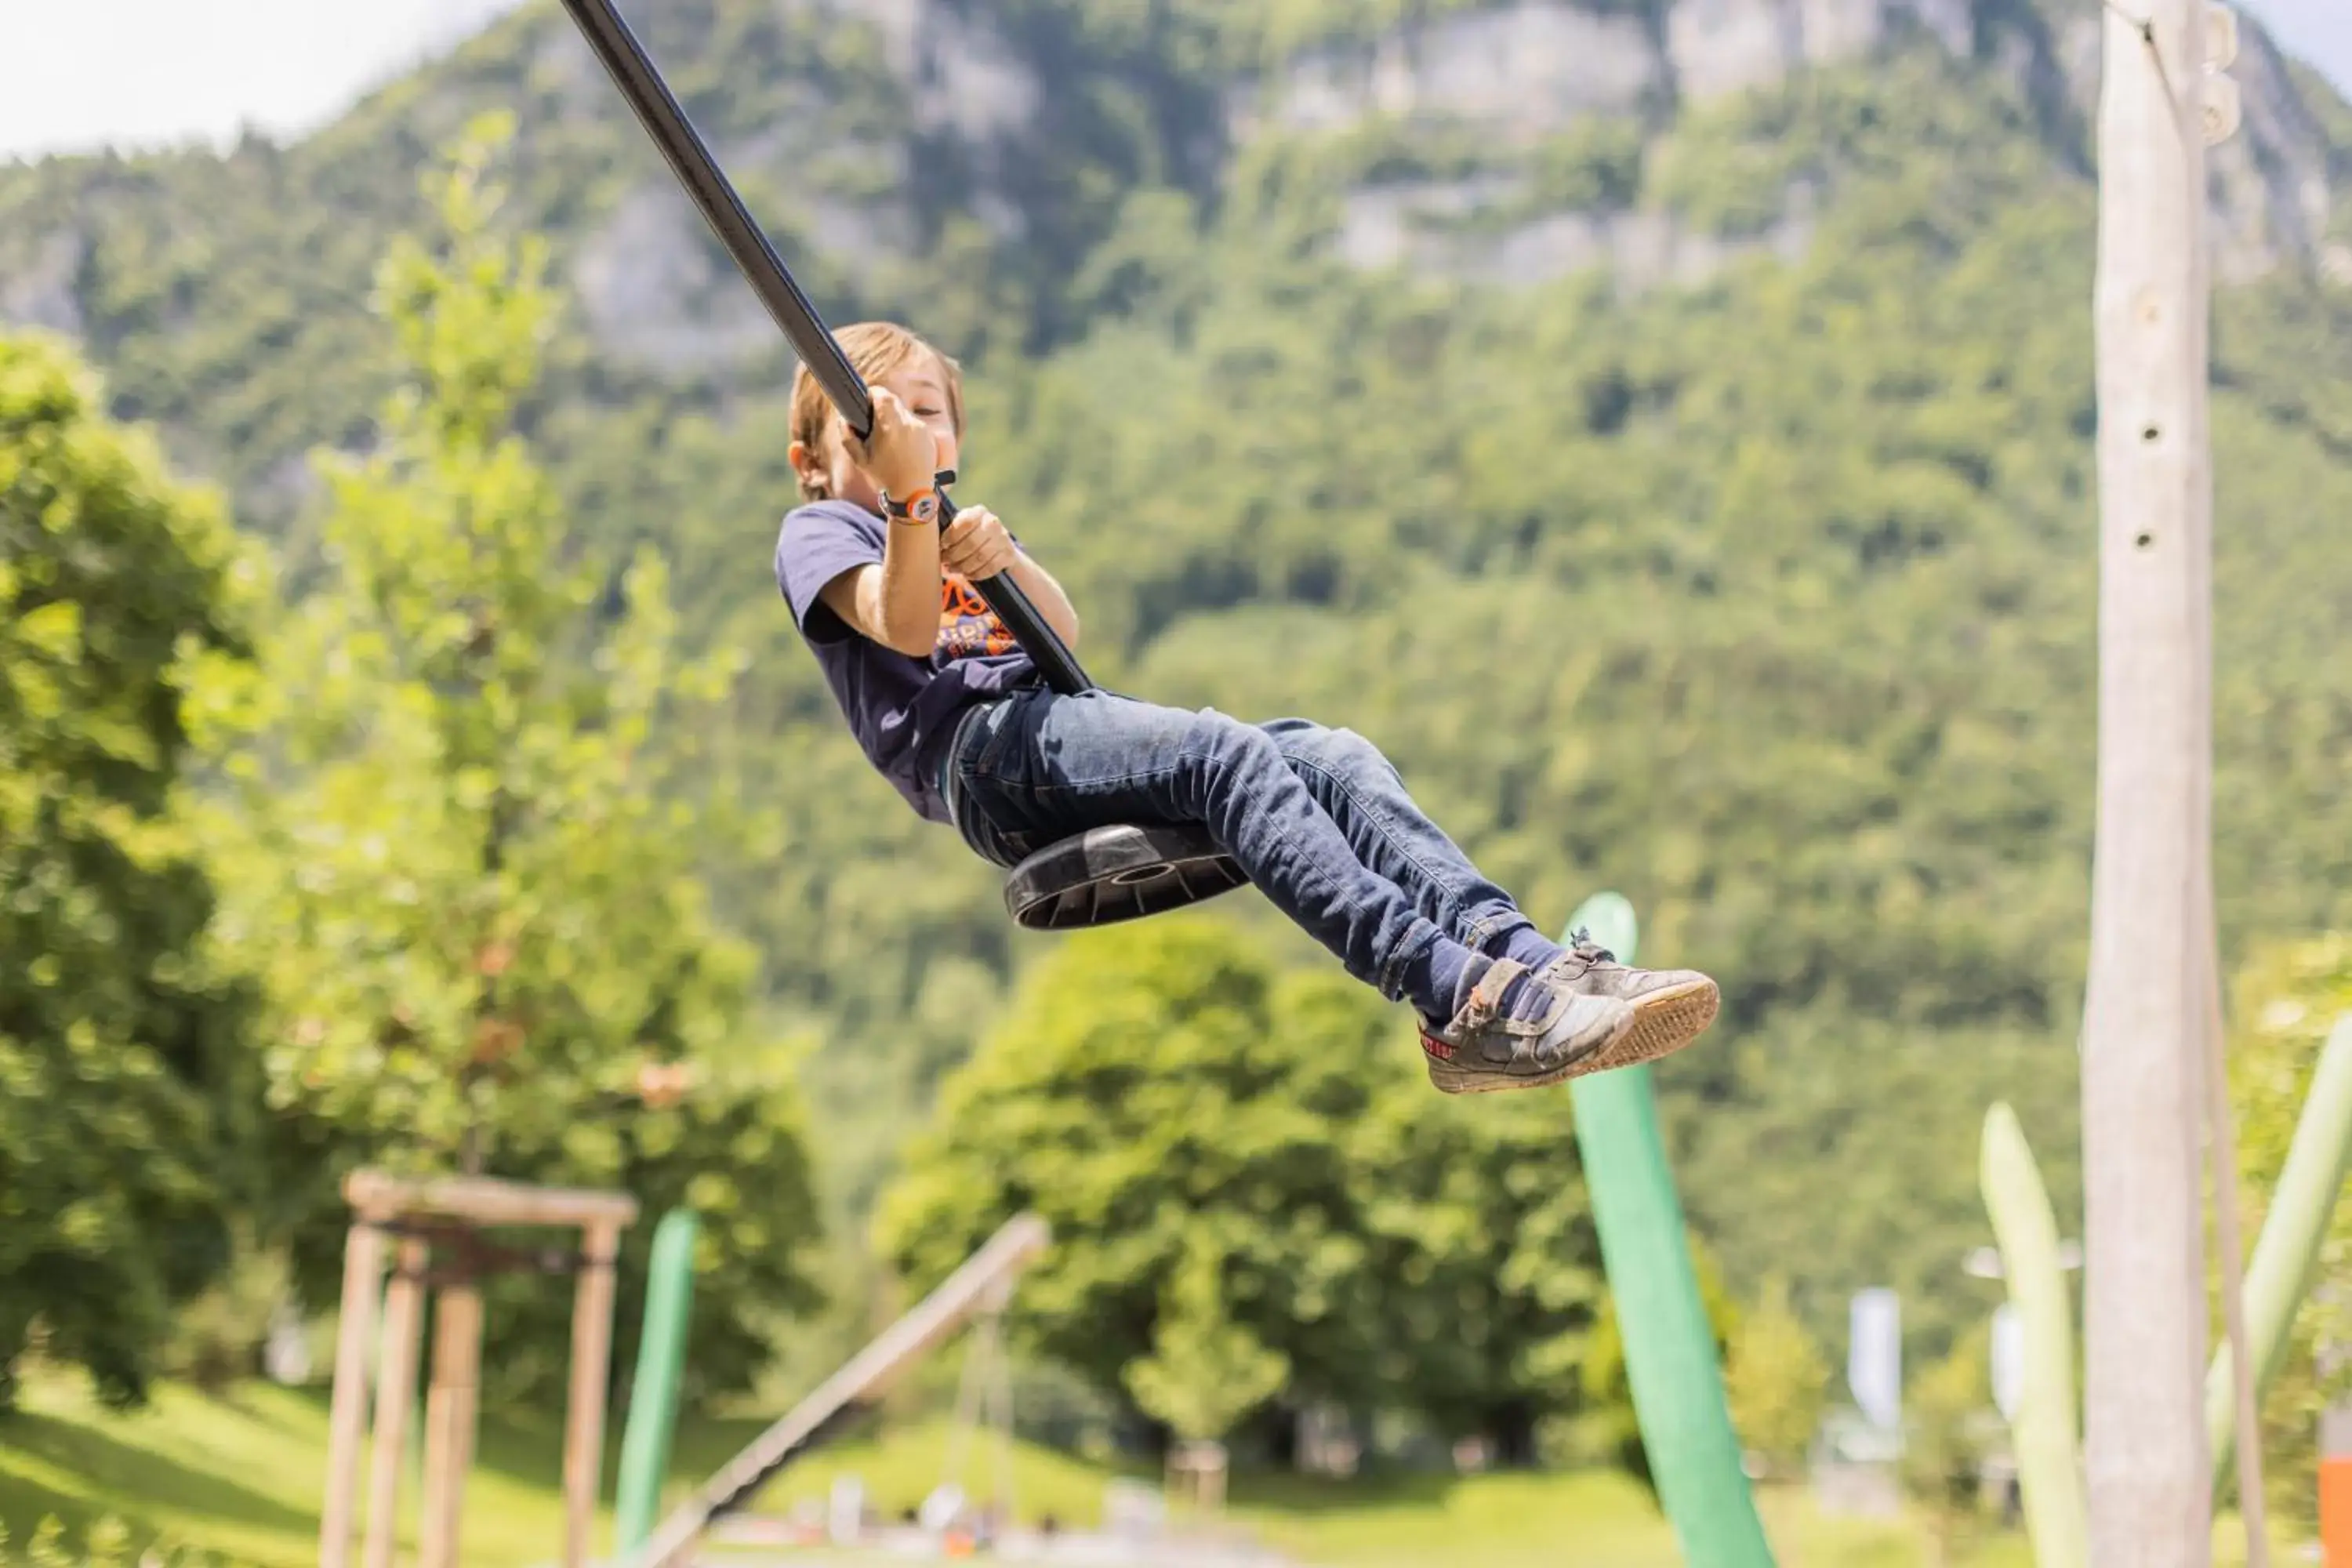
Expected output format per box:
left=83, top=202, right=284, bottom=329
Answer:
left=1003, top=823, right=1248, bottom=931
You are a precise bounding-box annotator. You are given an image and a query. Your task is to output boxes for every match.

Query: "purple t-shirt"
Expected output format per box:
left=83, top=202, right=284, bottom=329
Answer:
left=773, top=498, right=1036, bottom=823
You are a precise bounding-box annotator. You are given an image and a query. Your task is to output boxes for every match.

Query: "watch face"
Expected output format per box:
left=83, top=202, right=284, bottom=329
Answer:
left=911, top=495, right=938, bottom=522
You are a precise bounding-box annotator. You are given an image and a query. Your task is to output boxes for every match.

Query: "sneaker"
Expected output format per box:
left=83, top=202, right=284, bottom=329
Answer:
left=1417, top=956, right=1638, bottom=1095
left=1534, top=931, right=1722, bottom=1075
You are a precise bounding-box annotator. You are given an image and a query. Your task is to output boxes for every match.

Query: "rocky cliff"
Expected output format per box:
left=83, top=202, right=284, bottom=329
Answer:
left=555, top=0, right=2350, bottom=362
left=1243, top=0, right=2341, bottom=285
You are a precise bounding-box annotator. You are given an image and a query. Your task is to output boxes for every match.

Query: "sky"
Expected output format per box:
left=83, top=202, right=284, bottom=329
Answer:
left=2, top=0, right=2349, bottom=162
left=0, top=0, right=527, bottom=160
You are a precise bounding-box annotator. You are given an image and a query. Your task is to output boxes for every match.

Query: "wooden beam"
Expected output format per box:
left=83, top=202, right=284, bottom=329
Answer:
left=320, top=1221, right=388, bottom=1568
left=562, top=1221, right=624, bottom=1568
left=343, top=1169, right=639, bottom=1230
left=2084, top=0, right=2216, bottom=1559
left=417, top=1281, right=484, bottom=1568
left=361, top=1236, right=430, bottom=1568
left=630, top=1214, right=1051, bottom=1568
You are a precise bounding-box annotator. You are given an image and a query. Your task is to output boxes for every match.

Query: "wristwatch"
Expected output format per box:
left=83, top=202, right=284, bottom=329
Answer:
left=879, top=486, right=938, bottom=524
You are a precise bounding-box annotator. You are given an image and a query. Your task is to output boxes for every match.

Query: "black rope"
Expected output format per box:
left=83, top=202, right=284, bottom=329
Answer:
left=549, top=0, right=1097, bottom=699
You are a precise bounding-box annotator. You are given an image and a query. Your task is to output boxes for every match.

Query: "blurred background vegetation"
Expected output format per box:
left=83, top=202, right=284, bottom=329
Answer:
left=3, top=0, right=2350, bottom=1558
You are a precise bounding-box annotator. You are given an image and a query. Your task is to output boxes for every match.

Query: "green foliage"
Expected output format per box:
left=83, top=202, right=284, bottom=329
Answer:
left=3, top=0, right=2350, bottom=1414
left=1125, top=1233, right=1293, bottom=1443
left=191, top=122, right=819, bottom=1409
left=1524, top=120, right=1649, bottom=214
left=1724, top=1274, right=1830, bottom=1479
left=878, top=920, right=1624, bottom=1454
left=0, top=332, right=260, bottom=1409
left=2223, top=933, right=2352, bottom=1530
left=1647, top=52, right=2049, bottom=236
left=1898, top=1325, right=1995, bottom=1566
left=0, top=1513, right=212, bottom=1567
left=157, top=1229, right=289, bottom=1395
left=979, top=60, right=2158, bottom=1352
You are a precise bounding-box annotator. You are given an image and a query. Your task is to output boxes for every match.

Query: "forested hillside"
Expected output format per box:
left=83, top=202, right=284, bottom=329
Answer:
left=5, top=0, right=2350, bottom=1364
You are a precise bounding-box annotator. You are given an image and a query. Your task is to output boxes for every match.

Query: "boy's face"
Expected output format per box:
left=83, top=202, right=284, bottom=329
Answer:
left=793, top=351, right=960, bottom=510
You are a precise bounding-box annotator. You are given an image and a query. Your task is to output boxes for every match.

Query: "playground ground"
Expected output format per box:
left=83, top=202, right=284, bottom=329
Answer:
left=0, top=1369, right=2285, bottom=1566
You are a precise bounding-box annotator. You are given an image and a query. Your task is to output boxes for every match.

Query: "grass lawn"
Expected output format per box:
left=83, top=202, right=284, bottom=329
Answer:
left=0, top=1370, right=2291, bottom=1566
left=739, top=1430, right=1987, bottom=1568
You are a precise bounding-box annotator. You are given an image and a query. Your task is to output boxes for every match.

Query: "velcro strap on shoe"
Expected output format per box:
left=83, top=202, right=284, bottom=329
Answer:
left=1464, top=957, right=1523, bottom=1028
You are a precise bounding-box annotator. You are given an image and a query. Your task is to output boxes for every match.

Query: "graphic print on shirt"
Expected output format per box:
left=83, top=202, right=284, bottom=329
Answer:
left=937, top=574, right=1018, bottom=659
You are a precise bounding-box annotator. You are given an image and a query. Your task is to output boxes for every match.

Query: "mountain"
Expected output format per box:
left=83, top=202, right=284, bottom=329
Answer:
left=2, top=0, right=2342, bottom=512
left=5, top=0, right=2350, bottom=1356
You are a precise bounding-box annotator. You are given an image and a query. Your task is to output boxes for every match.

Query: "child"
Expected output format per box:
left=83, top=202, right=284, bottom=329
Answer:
left=776, top=322, right=1720, bottom=1093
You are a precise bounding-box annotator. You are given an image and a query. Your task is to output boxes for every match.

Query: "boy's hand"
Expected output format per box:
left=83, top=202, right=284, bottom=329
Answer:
left=940, top=505, right=1020, bottom=581
left=844, top=386, right=938, bottom=499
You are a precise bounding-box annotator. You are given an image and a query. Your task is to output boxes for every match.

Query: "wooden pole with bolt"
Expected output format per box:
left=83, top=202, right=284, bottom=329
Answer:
left=2083, top=0, right=2221, bottom=1559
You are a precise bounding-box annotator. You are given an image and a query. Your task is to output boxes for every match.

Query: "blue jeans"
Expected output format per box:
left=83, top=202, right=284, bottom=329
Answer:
left=942, top=688, right=1535, bottom=1003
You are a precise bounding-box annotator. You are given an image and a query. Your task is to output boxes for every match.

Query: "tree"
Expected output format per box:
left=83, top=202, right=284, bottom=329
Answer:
left=877, top=919, right=1359, bottom=1445
left=1344, top=1004, right=1624, bottom=1465
left=877, top=917, right=1628, bottom=1460
left=194, top=119, right=821, bottom=1406
left=0, top=330, right=260, bottom=1408
left=1724, top=1272, right=1830, bottom=1479
left=1900, top=1326, right=1994, bottom=1566
left=1125, top=1232, right=1291, bottom=1444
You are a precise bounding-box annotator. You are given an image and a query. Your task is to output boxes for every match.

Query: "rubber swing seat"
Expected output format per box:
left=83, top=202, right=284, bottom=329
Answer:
left=1003, top=822, right=1248, bottom=931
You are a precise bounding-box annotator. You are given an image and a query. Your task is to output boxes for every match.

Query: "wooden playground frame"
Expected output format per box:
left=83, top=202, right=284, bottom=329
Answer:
left=317, top=1170, right=639, bottom=1568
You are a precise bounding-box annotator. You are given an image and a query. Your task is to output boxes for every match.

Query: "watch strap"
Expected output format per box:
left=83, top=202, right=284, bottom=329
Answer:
left=880, top=486, right=938, bottom=523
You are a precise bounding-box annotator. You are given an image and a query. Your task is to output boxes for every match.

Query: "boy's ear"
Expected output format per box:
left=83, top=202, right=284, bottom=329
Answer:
left=787, top=438, right=833, bottom=499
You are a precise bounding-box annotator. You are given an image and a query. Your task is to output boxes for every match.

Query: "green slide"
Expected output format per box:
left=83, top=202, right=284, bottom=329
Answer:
left=1565, top=892, right=1777, bottom=1566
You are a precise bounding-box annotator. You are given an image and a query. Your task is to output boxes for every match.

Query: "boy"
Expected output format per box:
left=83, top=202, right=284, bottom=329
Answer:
left=776, top=323, right=1720, bottom=1093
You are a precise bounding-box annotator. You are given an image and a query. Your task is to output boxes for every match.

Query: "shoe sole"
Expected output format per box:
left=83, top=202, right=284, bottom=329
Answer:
left=1426, top=978, right=1720, bottom=1095
left=1584, top=976, right=1719, bottom=1074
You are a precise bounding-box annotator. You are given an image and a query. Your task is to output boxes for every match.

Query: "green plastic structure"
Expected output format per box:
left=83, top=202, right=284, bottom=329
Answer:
left=1563, top=893, right=1777, bottom=1567
left=2206, top=1013, right=2352, bottom=1490
left=1980, top=1101, right=2089, bottom=1568
left=615, top=1210, right=701, bottom=1553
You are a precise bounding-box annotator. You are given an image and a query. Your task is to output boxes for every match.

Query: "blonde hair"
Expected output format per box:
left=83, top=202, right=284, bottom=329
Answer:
left=789, top=321, right=964, bottom=502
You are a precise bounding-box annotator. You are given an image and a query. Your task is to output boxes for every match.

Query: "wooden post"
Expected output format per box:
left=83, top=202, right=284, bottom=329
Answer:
left=418, top=1280, right=484, bottom=1568
left=321, top=1220, right=387, bottom=1568
left=2085, top=0, right=2216, bottom=1559
left=563, top=1221, right=624, bottom=1568
left=324, top=1171, right=638, bottom=1563
left=362, top=1236, right=430, bottom=1568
